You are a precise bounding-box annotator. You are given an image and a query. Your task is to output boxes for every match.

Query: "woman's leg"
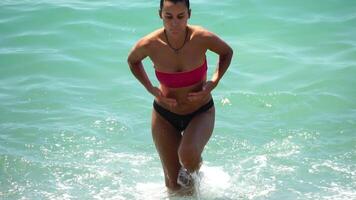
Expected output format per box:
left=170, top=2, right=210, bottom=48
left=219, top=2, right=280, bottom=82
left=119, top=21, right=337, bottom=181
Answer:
left=151, top=109, right=182, bottom=190
left=178, top=107, right=215, bottom=172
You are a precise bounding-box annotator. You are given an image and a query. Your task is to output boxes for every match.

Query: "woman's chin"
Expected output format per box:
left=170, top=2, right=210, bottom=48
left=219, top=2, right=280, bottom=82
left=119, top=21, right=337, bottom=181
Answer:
left=170, top=30, right=180, bottom=35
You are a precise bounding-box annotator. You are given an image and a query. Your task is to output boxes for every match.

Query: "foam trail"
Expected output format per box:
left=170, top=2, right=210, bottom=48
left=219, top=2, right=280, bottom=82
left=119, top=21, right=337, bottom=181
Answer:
left=191, top=171, right=201, bottom=199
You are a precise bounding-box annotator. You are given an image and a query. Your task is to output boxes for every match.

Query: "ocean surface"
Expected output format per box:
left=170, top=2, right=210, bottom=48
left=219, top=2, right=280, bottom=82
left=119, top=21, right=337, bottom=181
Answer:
left=0, top=0, right=355, bottom=199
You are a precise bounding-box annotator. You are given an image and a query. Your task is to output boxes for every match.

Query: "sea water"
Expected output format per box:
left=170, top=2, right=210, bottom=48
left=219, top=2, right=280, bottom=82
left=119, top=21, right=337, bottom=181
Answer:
left=1, top=0, right=355, bottom=199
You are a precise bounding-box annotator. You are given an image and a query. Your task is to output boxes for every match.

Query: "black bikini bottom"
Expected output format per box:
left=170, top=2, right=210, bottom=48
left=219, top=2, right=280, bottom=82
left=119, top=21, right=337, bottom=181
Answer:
left=153, top=99, right=214, bottom=132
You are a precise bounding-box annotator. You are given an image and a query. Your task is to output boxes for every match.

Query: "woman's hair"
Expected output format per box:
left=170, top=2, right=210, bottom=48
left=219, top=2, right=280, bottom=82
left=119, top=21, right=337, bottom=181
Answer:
left=160, top=0, right=190, bottom=10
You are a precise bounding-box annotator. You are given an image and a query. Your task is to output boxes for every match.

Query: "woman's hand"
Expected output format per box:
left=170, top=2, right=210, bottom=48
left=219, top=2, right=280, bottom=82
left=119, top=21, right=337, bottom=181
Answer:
left=149, top=86, right=177, bottom=107
left=187, top=81, right=216, bottom=102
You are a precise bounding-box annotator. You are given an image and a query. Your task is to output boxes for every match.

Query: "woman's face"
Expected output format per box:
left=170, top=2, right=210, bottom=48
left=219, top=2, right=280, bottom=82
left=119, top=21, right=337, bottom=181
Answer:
left=160, top=1, right=190, bottom=36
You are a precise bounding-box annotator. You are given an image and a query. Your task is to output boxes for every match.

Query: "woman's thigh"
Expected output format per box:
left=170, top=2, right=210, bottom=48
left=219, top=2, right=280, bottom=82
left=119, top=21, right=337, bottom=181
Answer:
left=180, top=107, right=215, bottom=158
left=151, top=110, right=182, bottom=185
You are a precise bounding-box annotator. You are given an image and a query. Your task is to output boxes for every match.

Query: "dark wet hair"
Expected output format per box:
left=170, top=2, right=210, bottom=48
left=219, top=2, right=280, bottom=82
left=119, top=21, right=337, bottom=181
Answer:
left=160, top=0, right=190, bottom=10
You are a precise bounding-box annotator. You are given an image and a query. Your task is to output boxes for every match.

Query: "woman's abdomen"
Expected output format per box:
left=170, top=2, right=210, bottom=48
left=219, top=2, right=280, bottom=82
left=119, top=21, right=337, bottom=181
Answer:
left=157, top=81, right=212, bottom=114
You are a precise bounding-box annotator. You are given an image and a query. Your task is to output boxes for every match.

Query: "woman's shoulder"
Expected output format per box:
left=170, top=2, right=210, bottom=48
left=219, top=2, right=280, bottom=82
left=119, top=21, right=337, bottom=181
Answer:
left=132, top=29, right=164, bottom=55
left=129, top=28, right=164, bottom=59
left=138, top=28, right=164, bottom=45
left=189, top=25, right=215, bottom=39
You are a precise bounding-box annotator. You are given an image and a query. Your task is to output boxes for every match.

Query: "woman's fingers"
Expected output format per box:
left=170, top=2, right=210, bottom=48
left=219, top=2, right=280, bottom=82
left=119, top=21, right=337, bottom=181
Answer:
left=163, top=97, right=177, bottom=107
left=187, top=90, right=207, bottom=101
left=152, top=86, right=178, bottom=107
left=159, top=94, right=177, bottom=107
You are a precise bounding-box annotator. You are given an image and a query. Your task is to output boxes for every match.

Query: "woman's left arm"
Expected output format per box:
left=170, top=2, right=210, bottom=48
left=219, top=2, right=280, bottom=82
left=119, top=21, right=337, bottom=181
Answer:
left=205, top=30, right=234, bottom=90
left=188, top=30, right=233, bottom=101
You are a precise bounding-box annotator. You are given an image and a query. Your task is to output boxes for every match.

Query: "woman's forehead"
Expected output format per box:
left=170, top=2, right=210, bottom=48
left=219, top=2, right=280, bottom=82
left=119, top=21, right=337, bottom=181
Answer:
left=162, top=1, right=188, bottom=13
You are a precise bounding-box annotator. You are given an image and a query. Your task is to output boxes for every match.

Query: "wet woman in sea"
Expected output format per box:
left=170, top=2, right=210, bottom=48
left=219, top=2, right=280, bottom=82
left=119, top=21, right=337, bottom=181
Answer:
left=127, top=0, right=233, bottom=192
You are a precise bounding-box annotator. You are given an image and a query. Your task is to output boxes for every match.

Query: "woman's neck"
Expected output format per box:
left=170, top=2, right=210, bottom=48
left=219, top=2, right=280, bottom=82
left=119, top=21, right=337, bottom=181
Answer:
left=164, top=26, right=189, bottom=52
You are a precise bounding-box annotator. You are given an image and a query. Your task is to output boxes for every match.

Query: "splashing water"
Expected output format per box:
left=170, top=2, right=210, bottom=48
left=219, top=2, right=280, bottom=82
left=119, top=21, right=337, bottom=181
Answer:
left=191, top=171, right=201, bottom=200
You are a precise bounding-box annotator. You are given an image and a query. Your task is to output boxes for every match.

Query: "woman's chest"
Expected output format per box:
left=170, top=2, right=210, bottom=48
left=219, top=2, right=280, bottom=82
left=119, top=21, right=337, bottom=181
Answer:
left=149, top=41, right=207, bottom=73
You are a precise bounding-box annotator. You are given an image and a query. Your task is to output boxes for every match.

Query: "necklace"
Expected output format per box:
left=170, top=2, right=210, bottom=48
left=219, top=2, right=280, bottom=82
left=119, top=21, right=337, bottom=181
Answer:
left=164, top=27, right=189, bottom=54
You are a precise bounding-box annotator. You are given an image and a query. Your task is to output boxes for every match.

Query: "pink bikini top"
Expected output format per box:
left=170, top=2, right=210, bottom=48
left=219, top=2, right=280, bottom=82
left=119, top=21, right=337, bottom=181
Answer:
left=155, top=58, right=207, bottom=88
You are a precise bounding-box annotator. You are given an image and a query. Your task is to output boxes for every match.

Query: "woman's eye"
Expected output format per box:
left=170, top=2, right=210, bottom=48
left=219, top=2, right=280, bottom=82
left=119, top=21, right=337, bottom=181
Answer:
left=178, top=16, right=184, bottom=19
left=165, top=16, right=173, bottom=19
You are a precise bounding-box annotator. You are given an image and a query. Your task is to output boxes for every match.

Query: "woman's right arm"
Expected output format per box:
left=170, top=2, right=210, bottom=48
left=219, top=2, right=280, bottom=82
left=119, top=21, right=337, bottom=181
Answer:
left=127, top=38, right=177, bottom=107
left=127, top=39, right=155, bottom=94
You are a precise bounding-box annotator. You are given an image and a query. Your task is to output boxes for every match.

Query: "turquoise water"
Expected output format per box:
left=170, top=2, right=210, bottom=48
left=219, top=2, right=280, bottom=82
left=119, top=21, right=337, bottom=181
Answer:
left=1, top=0, right=355, bottom=199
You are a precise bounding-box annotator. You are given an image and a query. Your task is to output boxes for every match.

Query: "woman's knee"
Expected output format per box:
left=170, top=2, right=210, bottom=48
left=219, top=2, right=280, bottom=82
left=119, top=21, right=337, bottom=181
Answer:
left=178, top=145, right=201, bottom=171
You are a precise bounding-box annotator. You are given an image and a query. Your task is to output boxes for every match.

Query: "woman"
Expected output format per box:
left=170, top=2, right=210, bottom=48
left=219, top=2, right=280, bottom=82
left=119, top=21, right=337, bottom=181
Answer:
left=127, top=0, right=233, bottom=191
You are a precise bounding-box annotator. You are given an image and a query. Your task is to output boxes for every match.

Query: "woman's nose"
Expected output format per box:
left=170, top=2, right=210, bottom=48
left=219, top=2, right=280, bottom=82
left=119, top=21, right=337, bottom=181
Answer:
left=172, top=19, right=179, bottom=26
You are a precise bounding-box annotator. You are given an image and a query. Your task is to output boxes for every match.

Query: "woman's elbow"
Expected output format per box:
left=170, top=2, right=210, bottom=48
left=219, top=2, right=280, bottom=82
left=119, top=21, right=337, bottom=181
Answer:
left=221, top=47, right=233, bottom=60
left=227, top=46, right=234, bottom=57
left=127, top=56, right=137, bottom=69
